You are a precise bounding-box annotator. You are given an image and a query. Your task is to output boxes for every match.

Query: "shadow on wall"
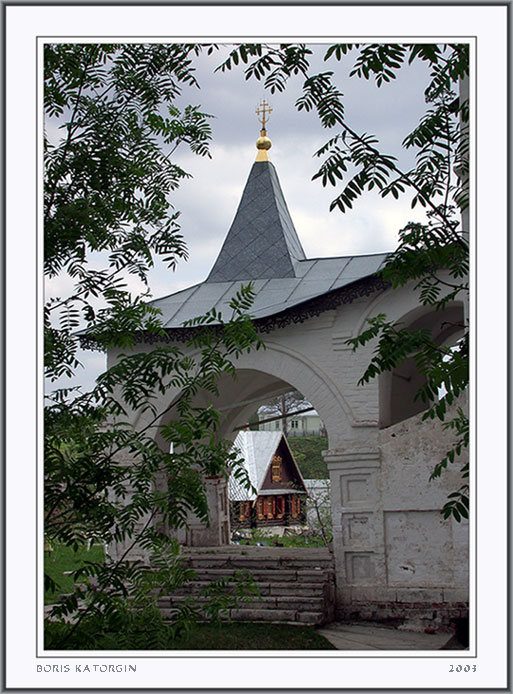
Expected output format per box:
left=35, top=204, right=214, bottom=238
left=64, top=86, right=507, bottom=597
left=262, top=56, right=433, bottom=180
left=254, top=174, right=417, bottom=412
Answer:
left=379, top=302, right=465, bottom=428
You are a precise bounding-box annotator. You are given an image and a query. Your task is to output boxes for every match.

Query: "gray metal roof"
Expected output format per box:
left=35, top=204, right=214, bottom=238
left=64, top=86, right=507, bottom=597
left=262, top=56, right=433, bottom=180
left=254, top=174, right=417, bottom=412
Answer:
left=150, top=253, right=389, bottom=329
left=148, top=159, right=390, bottom=329
left=207, top=161, right=305, bottom=282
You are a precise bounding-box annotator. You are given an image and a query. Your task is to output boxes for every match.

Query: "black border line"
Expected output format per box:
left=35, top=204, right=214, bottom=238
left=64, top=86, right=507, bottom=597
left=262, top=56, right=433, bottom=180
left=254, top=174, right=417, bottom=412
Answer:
left=36, top=25, right=40, bottom=669
left=9, top=7, right=489, bottom=684
left=36, top=34, right=477, bottom=662
left=4, top=1, right=512, bottom=5
left=507, top=3, right=511, bottom=692
left=1, top=2, right=6, bottom=692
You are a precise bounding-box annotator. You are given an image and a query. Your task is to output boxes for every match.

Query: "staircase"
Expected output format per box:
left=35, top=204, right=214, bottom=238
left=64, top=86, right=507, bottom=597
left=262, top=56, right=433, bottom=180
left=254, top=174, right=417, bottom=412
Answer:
left=157, top=545, right=335, bottom=626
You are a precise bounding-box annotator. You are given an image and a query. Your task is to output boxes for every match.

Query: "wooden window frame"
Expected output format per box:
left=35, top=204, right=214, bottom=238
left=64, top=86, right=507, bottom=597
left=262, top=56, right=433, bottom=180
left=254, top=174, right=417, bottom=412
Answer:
left=271, top=455, right=282, bottom=483
left=239, top=501, right=250, bottom=521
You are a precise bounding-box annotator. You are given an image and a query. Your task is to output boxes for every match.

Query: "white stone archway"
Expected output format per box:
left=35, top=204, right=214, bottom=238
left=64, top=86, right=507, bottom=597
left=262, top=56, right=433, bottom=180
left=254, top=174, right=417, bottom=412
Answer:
left=134, top=339, right=358, bottom=550
left=101, top=138, right=468, bottom=625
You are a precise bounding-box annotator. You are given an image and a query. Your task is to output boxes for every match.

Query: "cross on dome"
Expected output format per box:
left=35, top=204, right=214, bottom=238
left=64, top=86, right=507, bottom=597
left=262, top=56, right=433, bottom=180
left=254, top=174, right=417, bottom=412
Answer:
left=255, top=99, right=273, bottom=162
left=256, top=99, right=272, bottom=132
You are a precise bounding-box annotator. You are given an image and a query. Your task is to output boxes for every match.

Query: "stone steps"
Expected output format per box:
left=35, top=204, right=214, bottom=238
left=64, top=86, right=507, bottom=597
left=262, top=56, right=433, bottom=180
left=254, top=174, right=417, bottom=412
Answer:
left=159, top=594, right=327, bottom=612
left=180, top=545, right=333, bottom=568
left=157, top=546, right=336, bottom=626
left=179, top=568, right=333, bottom=584
left=165, top=579, right=328, bottom=597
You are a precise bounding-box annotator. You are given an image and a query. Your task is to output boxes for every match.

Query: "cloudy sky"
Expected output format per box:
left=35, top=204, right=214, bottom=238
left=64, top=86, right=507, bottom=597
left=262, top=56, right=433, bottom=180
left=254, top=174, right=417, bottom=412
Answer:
left=151, top=45, right=432, bottom=294
left=47, top=43, right=433, bottom=393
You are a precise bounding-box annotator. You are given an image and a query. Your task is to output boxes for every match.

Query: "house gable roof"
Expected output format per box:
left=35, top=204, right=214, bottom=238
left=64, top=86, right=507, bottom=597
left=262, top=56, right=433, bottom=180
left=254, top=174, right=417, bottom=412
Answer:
left=228, top=431, right=307, bottom=502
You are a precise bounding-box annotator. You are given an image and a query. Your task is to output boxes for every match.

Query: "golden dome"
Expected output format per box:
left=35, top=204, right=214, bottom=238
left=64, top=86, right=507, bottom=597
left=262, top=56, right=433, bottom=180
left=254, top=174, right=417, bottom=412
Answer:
left=256, top=134, right=272, bottom=151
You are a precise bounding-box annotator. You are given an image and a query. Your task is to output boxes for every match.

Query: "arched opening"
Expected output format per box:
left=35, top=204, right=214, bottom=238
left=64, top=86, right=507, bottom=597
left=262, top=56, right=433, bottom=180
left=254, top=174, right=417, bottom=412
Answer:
left=379, top=302, right=465, bottom=428
left=152, top=362, right=342, bottom=549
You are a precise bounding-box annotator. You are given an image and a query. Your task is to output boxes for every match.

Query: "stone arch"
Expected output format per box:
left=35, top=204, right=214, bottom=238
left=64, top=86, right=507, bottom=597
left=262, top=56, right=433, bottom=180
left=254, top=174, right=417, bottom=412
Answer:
left=211, top=341, right=354, bottom=446
left=135, top=339, right=355, bottom=451
left=139, top=339, right=355, bottom=547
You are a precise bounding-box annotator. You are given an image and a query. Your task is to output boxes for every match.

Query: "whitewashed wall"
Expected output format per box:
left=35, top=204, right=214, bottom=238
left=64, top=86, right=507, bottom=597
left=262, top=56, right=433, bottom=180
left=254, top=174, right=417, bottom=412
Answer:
left=106, top=277, right=469, bottom=622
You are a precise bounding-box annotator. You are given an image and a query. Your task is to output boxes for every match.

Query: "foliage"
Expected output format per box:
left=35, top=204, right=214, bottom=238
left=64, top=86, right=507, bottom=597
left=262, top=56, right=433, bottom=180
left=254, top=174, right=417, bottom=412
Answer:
left=44, top=43, right=261, bottom=649
left=429, top=407, right=469, bottom=521
left=288, top=436, right=329, bottom=479
left=45, top=539, right=260, bottom=650
left=45, top=43, right=216, bottom=382
left=217, top=42, right=469, bottom=519
left=45, top=285, right=262, bottom=647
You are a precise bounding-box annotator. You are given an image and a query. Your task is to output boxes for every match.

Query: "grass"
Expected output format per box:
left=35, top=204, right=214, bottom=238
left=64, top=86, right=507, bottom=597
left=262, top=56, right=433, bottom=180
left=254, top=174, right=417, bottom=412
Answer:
left=45, top=621, right=337, bottom=650
left=44, top=543, right=104, bottom=604
left=238, top=530, right=328, bottom=548
left=165, top=622, right=337, bottom=650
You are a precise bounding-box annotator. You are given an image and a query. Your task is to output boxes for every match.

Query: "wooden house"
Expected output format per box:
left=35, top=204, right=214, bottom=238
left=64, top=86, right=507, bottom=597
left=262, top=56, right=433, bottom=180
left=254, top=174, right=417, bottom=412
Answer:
left=228, top=431, right=308, bottom=529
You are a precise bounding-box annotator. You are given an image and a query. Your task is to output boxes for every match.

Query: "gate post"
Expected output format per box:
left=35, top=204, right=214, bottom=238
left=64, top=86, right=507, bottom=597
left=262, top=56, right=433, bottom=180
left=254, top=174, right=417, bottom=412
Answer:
left=324, top=445, right=385, bottom=616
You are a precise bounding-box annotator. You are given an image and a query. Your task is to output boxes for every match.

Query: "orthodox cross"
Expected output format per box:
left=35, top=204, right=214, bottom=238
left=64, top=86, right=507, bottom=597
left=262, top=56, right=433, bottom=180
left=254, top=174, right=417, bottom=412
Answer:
left=256, top=99, right=272, bottom=132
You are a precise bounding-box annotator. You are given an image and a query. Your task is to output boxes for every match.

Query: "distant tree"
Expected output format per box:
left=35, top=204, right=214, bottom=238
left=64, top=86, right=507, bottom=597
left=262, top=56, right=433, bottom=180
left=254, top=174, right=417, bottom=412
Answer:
left=218, top=43, right=469, bottom=520
left=259, top=390, right=312, bottom=433
left=288, top=436, right=329, bottom=479
left=304, top=481, right=332, bottom=546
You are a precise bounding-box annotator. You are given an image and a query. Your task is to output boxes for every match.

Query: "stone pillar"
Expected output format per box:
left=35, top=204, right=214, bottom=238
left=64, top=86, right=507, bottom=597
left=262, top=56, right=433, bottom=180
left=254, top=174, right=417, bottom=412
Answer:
left=105, top=454, right=154, bottom=565
left=184, top=475, right=230, bottom=546
left=324, top=445, right=385, bottom=609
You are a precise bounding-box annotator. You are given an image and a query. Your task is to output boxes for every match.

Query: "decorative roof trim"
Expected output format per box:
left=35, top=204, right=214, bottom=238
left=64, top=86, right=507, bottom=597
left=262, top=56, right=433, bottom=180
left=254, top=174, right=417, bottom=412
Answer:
left=78, top=275, right=390, bottom=352
left=254, top=275, right=390, bottom=334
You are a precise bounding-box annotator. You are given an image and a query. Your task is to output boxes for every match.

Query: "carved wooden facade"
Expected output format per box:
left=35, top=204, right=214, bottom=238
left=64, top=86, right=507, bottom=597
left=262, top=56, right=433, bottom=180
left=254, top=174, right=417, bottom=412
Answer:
left=229, top=432, right=307, bottom=530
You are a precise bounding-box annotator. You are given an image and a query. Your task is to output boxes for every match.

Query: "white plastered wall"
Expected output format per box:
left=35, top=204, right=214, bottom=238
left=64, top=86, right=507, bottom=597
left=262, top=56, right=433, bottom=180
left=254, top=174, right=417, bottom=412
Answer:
left=106, top=278, right=468, bottom=609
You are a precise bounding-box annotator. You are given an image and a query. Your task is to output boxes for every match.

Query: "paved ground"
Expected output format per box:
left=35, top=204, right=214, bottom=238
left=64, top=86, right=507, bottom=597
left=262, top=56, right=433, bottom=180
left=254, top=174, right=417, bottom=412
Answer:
left=317, top=622, right=462, bottom=650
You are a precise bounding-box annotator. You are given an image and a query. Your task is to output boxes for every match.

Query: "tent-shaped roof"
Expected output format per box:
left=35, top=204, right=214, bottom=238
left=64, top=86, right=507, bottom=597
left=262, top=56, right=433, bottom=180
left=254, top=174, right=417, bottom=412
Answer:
left=148, top=159, right=388, bottom=332
left=228, top=431, right=307, bottom=502
left=207, top=160, right=306, bottom=282
left=78, top=124, right=390, bottom=353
